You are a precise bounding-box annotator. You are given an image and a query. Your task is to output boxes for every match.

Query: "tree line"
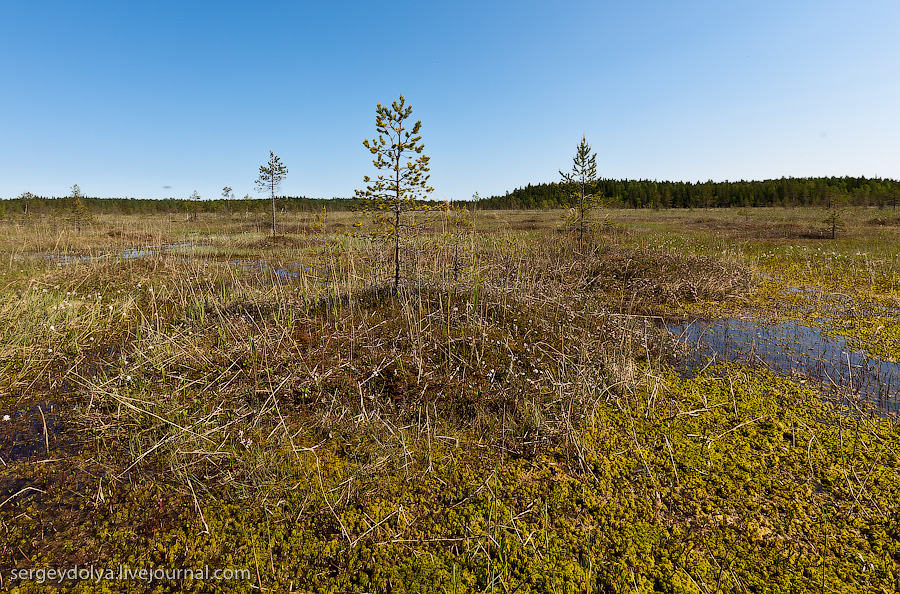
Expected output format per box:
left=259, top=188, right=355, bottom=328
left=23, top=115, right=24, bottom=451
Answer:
left=0, top=194, right=357, bottom=219
left=5, top=177, right=900, bottom=221
left=476, top=176, right=900, bottom=210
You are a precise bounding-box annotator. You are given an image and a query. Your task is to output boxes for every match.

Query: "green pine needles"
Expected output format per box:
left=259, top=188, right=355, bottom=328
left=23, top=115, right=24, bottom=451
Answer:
left=355, top=94, right=435, bottom=289
left=823, top=208, right=845, bottom=239
left=560, top=135, right=602, bottom=246
left=257, top=151, right=288, bottom=237
left=69, top=184, right=91, bottom=234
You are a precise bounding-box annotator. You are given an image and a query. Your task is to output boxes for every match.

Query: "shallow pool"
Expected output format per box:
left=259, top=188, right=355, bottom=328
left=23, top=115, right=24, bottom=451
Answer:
left=666, top=316, right=900, bottom=412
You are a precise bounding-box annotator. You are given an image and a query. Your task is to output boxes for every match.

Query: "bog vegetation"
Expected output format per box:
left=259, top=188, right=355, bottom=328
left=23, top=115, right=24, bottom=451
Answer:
left=1, top=202, right=899, bottom=592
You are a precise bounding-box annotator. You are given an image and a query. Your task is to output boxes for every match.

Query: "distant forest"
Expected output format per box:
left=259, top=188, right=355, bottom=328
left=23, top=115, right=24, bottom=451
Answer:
left=2, top=176, right=899, bottom=217
left=475, top=176, right=900, bottom=210
left=0, top=195, right=357, bottom=218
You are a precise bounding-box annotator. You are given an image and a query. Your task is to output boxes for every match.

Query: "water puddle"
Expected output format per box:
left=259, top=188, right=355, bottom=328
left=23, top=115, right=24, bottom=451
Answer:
left=230, top=259, right=312, bottom=284
left=666, top=316, right=900, bottom=413
left=0, top=401, right=79, bottom=463
left=30, top=244, right=316, bottom=285
left=36, top=242, right=204, bottom=265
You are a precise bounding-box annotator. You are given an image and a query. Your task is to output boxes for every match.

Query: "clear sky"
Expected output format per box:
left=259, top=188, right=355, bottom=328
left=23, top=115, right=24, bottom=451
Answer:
left=2, top=0, right=898, bottom=201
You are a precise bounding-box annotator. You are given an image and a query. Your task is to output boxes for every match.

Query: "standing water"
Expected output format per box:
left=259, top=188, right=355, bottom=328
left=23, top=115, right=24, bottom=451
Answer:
left=666, top=316, right=900, bottom=413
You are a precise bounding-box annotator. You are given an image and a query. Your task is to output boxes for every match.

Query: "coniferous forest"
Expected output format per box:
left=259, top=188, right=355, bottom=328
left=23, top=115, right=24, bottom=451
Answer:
left=476, top=176, right=900, bottom=210
left=3, top=176, right=899, bottom=217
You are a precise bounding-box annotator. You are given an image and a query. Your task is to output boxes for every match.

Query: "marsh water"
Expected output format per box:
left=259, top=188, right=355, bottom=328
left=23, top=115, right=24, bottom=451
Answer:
left=666, top=316, right=900, bottom=413
left=31, top=244, right=314, bottom=284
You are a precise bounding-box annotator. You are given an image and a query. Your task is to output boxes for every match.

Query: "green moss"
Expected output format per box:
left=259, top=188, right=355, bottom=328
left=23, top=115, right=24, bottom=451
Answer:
left=3, top=210, right=900, bottom=591
left=830, top=316, right=900, bottom=362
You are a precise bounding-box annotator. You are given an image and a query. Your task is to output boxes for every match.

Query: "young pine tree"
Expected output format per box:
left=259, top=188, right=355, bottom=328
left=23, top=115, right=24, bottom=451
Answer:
left=355, top=94, right=435, bottom=289
left=823, top=209, right=845, bottom=239
left=189, top=190, right=201, bottom=222
left=19, top=191, right=36, bottom=218
left=256, top=151, right=288, bottom=237
left=70, top=184, right=91, bottom=234
left=222, top=186, right=234, bottom=216
left=560, top=135, right=601, bottom=246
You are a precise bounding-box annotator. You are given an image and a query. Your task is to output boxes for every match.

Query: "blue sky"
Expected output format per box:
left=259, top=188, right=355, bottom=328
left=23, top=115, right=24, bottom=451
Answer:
left=2, top=0, right=898, bottom=201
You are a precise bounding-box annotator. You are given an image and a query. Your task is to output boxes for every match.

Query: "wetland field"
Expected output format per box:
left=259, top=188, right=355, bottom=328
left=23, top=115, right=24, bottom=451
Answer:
left=2, top=207, right=900, bottom=592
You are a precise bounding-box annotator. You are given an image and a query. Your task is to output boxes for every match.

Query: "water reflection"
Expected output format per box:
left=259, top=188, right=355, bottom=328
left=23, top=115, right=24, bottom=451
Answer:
left=230, top=259, right=312, bottom=284
left=32, top=245, right=313, bottom=285
left=37, top=242, right=200, bottom=264
left=666, top=317, right=900, bottom=412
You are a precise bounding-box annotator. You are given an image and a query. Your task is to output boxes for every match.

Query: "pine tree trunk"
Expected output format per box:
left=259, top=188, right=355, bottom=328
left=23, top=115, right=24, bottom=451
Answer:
left=579, top=180, right=585, bottom=246
left=394, top=154, right=402, bottom=290
left=394, top=207, right=401, bottom=290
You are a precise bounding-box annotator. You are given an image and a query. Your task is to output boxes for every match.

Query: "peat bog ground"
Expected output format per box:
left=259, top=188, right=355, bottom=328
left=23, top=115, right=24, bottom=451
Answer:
left=1, top=207, right=899, bottom=592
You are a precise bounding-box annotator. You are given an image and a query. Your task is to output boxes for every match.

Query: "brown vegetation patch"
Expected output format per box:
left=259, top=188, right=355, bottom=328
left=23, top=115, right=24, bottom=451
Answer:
left=0, top=457, right=190, bottom=572
left=676, top=216, right=834, bottom=239
left=868, top=214, right=900, bottom=227
left=242, top=234, right=318, bottom=249
left=509, top=217, right=546, bottom=231
left=742, top=222, right=831, bottom=239
left=589, top=246, right=754, bottom=304
left=105, top=230, right=156, bottom=243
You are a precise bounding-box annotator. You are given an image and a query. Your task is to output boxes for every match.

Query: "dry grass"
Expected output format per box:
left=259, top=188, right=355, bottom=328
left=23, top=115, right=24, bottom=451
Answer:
left=6, top=207, right=898, bottom=592
left=0, top=208, right=701, bottom=493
